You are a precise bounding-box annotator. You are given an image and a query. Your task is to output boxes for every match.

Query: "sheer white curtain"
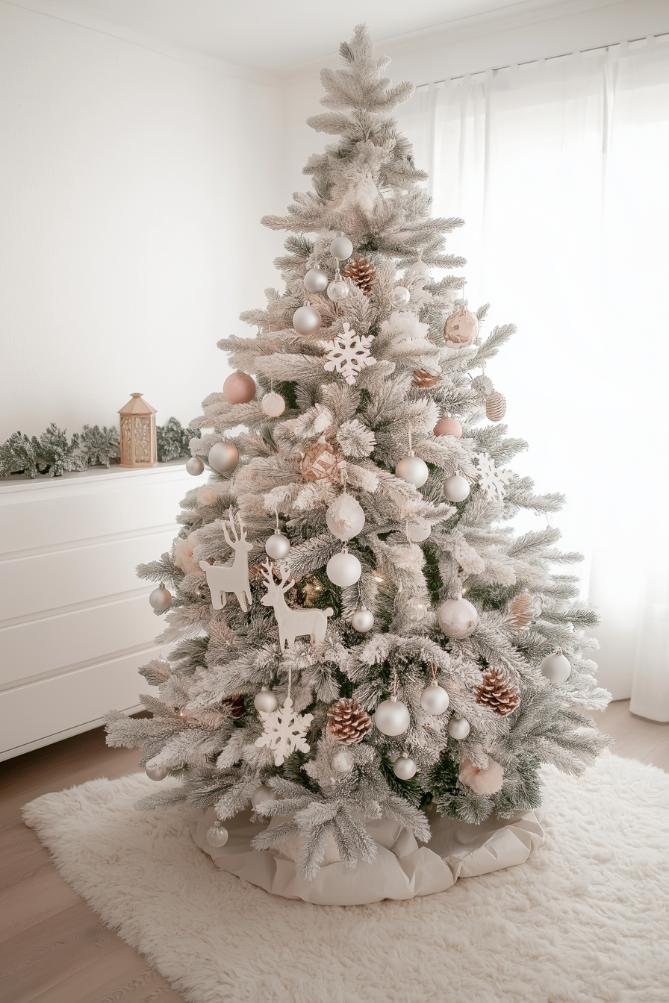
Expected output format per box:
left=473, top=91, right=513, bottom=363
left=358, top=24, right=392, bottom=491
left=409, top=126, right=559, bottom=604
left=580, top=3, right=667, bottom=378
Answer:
left=399, top=37, right=669, bottom=721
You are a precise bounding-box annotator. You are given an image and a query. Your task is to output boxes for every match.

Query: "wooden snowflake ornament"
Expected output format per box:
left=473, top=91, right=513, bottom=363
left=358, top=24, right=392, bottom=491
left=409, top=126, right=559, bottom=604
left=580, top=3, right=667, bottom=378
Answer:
left=321, top=322, right=376, bottom=385
left=255, top=696, right=313, bottom=766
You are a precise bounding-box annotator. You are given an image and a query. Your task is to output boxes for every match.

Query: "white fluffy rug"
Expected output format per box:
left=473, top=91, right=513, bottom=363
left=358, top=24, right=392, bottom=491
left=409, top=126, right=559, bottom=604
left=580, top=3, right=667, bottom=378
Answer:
left=23, top=753, right=669, bottom=1003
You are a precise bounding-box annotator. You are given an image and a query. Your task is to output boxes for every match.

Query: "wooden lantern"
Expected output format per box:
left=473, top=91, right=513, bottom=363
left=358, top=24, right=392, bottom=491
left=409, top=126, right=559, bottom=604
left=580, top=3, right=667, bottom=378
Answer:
left=118, top=393, right=157, bottom=467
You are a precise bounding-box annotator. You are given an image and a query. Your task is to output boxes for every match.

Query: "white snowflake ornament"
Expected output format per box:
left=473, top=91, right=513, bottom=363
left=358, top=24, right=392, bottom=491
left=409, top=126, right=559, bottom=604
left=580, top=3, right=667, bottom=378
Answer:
left=473, top=452, right=513, bottom=506
left=321, top=322, right=376, bottom=385
left=255, top=696, right=313, bottom=766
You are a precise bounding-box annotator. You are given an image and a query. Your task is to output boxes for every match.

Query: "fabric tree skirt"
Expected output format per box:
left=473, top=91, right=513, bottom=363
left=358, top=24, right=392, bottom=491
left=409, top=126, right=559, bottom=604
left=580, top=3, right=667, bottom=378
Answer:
left=23, top=753, right=669, bottom=1003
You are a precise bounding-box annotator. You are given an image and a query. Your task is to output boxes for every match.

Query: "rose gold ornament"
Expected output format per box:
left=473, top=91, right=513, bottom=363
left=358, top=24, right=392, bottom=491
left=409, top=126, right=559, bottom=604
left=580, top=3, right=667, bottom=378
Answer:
left=434, top=415, right=463, bottom=438
left=444, top=308, right=478, bottom=347
left=485, top=391, right=507, bottom=422
left=413, top=369, right=440, bottom=389
left=301, top=438, right=341, bottom=483
left=223, top=371, right=256, bottom=405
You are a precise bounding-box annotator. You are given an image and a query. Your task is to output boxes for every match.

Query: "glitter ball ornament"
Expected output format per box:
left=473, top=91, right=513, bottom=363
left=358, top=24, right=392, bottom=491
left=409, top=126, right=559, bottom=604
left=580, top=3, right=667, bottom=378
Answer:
left=391, top=285, right=411, bottom=307
left=208, top=440, right=239, bottom=474
left=476, top=668, right=520, bottom=716
left=325, top=493, right=365, bottom=541
left=396, top=455, right=429, bottom=488
left=413, top=369, right=440, bottom=389
left=486, top=391, right=507, bottom=422
left=261, top=392, right=286, bottom=418
left=186, top=456, right=205, bottom=476
left=374, top=698, right=410, bottom=737
left=343, top=256, right=375, bottom=293
left=326, top=551, right=362, bottom=587
left=223, top=370, right=256, bottom=405
left=448, top=716, right=471, bottom=740
left=420, top=681, right=450, bottom=715
left=541, top=651, right=571, bottom=685
left=326, top=697, right=372, bottom=744
left=330, top=234, right=353, bottom=261
left=293, top=304, right=320, bottom=334
left=327, top=278, right=350, bottom=302
left=444, top=474, right=470, bottom=502
left=251, top=784, right=277, bottom=809
left=434, top=415, right=462, bottom=438
left=206, top=823, right=229, bottom=848
left=146, top=762, right=168, bottom=781
left=437, top=596, right=479, bottom=638
left=351, top=607, right=375, bottom=633
left=303, top=267, right=328, bottom=294
left=444, top=307, right=479, bottom=346
left=332, top=749, right=355, bottom=774
left=265, top=532, right=290, bottom=560
left=509, top=591, right=534, bottom=628
left=149, top=583, right=172, bottom=613
left=254, top=688, right=278, bottom=714
left=393, top=754, right=418, bottom=780
left=301, top=439, right=340, bottom=483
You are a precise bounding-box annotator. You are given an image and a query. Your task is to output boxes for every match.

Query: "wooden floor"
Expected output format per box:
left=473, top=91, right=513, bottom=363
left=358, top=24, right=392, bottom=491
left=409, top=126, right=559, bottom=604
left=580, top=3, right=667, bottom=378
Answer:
left=1, top=702, right=667, bottom=1003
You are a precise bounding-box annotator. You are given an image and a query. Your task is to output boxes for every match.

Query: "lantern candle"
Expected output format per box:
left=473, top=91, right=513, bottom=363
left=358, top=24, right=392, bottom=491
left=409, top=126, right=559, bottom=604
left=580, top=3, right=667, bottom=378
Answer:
left=118, top=393, right=157, bottom=467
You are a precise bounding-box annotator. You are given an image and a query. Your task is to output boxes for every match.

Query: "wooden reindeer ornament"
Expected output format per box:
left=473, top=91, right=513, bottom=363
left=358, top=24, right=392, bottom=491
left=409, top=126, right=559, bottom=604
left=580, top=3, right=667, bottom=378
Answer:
left=260, top=560, right=333, bottom=649
left=199, top=510, right=252, bottom=612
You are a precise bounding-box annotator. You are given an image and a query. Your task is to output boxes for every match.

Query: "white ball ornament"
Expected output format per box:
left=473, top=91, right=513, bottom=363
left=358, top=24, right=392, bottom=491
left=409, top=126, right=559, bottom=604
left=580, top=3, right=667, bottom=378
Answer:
left=332, top=749, right=355, bottom=774
left=261, top=392, right=286, bottom=418
left=327, top=278, right=350, bottom=302
left=393, top=754, right=418, bottom=780
left=251, top=784, right=277, bottom=809
left=374, top=698, right=410, bottom=737
left=292, top=304, right=320, bottom=334
left=206, top=823, right=229, bottom=848
left=444, top=474, right=470, bottom=503
left=186, top=456, right=204, bottom=476
left=396, top=455, right=429, bottom=488
left=448, top=716, right=471, bottom=740
left=351, top=607, right=374, bottom=633
left=329, top=235, right=353, bottom=261
left=145, top=763, right=168, bottom=781
left=303, top=267, right=328, bottom=294
left=149, top=584, right=172, bottom=613
left=208, top=441, right=239, bottom=474
left=254, top=688, right=278, bottom=714
left=391, top=286, right=411, bottom=307
left=265, top=532, right=291, bottom=560
left=326, top=551, right=362, bottom=588
left=420, top=681, right=450, bottom=715
left=406, top=520, right=431, bottom=543
left=540, top=652, right=572, bottom=685
left=437, top=597, right=479, bottom=639
left=326, top=494, right=365, bottom=541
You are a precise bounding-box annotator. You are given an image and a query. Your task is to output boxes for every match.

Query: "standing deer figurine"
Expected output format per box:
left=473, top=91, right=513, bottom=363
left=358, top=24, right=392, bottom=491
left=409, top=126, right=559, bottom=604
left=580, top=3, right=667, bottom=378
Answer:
left=199, top=510, right=253, bottom=612
left=260, top=559, right=333, bottom=649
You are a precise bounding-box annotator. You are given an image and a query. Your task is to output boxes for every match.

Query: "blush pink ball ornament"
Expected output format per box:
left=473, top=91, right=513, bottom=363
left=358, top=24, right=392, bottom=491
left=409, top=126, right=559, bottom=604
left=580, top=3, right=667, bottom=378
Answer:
left=261, top=392, right=286, bottom=418
left=434, top=415, right=463, bottom=438
left=223, top=370, right=256, bottom=404
left=186, top=456, right=205, bottom=475
left=459, top=757, right=504, bottom=795
left=437, top=596, right=479, bottom=638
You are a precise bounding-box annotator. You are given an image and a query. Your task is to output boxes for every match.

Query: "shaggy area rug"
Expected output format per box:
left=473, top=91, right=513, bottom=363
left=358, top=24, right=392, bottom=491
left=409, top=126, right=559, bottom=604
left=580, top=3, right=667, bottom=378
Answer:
left=23, top=753, right=669, bottom=1003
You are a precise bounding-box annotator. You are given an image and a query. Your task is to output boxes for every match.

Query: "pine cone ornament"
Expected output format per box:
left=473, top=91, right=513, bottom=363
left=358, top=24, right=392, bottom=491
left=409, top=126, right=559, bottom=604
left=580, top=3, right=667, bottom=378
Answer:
left=509, top=591, right=534, bottom=629
left=475, top=668, right=520, bottom=716
left=485, top=391, right=507, bottom=422
left=326, top=698, right=372, bottom=744
left=413, top=368, right=441, bottom=389
left=343, top=256, right=375, bottom=294
left=301, top=438, right=341, bottom=483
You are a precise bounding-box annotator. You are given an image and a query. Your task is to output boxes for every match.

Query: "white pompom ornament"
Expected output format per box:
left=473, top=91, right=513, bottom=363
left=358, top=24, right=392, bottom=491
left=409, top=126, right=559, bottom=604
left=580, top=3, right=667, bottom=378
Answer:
left=254, top=688, right=278, bottom=713
left=351, top=607, right=374, bottom=633
left=149, top=583, right=172, bottom=613
left=326, top=494, right=365, bottom=541
left=261, top=392, right=286, bottom=418
left=396, top=455, right=429, bottom=488
left=293, top=304, right=320, bottom=334
left=223, top=370, right=256, bottom=404
left=448, top=716, right=471, bottom=740
left=327, top=278, right=349, bottom=302
left=303, top=267, right=328, bottom=293
left=208, top=441, right=239, bottom=474
left=330, top=235, right=353, bottom=261
left=326, top=551, right=362, bottom=587
left=186, top=456, right=204, bottom=476
left=420, top=681, right=450, bottom=715
left=444, top=474, right=470, bottom=502
left=374, top=698, right=410, bottom=737
left=540, top=651, right=571, bottom=685
left=332, top=749, right=355, bottom=774
left=393, top=754, right=418, bottom=780
left=206, top=823, right=229, bottom=848
left=145, top=762, right=168, bottom=781
left=437, top=597, right=479, bottom=638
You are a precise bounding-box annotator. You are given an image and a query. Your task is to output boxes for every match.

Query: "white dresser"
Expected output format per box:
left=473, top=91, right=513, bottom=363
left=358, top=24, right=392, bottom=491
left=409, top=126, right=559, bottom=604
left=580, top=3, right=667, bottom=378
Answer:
left=0, top=462, right=195, bottom=760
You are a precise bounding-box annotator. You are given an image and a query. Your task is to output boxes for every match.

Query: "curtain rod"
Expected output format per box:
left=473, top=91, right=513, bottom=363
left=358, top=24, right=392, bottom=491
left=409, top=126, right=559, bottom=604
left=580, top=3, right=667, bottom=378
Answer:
left=419, top=29, right=669, bottom=87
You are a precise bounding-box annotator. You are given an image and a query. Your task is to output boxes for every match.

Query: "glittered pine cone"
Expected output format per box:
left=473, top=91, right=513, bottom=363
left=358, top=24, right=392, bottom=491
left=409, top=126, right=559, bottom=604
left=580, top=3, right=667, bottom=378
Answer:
left=475, top=668, right=520, bottom=716
left=326, top=698, right=372, bottom=744
left=343, top=256, right=375, bottom=294
left=509, top=591, right=534, bottom=629
left=485, top=390, right=507, bottom=422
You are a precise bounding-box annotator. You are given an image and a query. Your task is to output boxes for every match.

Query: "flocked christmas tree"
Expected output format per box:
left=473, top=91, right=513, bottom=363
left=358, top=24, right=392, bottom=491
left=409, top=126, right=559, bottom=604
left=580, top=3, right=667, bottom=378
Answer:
left=107, top=26, right=609, bottom=885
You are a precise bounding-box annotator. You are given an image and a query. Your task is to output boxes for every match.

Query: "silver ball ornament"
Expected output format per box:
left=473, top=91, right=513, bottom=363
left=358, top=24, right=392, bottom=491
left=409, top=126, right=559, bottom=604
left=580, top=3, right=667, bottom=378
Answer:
left=351, top=607, right=374, bottom=633
left=327, top=278, right=350, bottom=302
left=329, top=235, right=353, bottom=261
left=391, top=285, right=411, bottom=307
left=254, top=688, right=278, bottom=713
left=206, top=823, right=229, bottom=848
left=261, top=392, right=286, bottom=418
left=265, top=532, right=290, bottom=560
left=448, top=716, right=471, bottom=740
left=208, top=441, right=239, bottom=474
left=145, top=762, right=168, bottom=781
left=325, top=493, right=365, bottom=541
left=186, top=456, right=204, bottom=476
left=303, top=267, right=328, bottom=294
left=437, top=597, right=479, bottom=638
left=395, top=455, right=429, bottom=488
left=540, top=652, right=571, bottom=685
left=251, top=784, right=277, bottom=809
left=374, top=698, right=410, bottom=737
left=292, top=304, right=320, bottom=334
left=393, top=754, right=418, bottom=780
left=149, top=584, right=172, bottom=613
left=332, top=749, right=355, bottom=774
left=420, top=681, right=450, bottom=715
left=444, top=474, right=470, bottom=502
left=326, top=551, right=362, bottom=587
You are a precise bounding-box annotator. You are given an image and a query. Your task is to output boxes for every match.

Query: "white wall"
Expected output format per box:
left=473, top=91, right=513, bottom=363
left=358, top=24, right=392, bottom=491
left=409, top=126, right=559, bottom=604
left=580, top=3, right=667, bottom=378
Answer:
left=0, top=2, right=284, bottom=438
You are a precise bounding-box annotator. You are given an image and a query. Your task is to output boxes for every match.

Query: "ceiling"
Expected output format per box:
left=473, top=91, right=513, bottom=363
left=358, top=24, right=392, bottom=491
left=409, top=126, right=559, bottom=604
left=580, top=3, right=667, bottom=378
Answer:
left=16, top=0, right=559, bottom=72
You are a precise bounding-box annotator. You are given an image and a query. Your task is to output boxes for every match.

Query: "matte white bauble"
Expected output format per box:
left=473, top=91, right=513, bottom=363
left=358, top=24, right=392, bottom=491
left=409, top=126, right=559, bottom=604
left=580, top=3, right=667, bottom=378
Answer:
left=206, top=823, right=229, bottom=848
left=326, top=552, right=362, bottom=587
left=326, top=494, right=365, bottom=541
left=265, top=532, right=291, bottom=560
left=261, top=392, right=286, bottom=418
left=254, top=688, right=278, bottom=714
left=327, top=278, right=350, bottom=302
left=292, top=304, right=320, bottom=334
left=420, top=681, right=450, bottom=715
left=208, top=441, right=239, bottom=474
left=186, top=456, right=204, bottom=476
left=332, top=749, right=355, bottom=774
left=444, top=474, right=470, bottom=502
left=395, top=455, right=429, bottom=488
left=448, top=716, right=471, bottom=740
left=393, top=754, right=418, bottom=780
left=149, top=584, right=172, bottom=613
left=391, top=286, right=411, bottom=307
left=406, top=520, right=431, bottom=543
left=329, top=235, right=353, bottom=261
left=374, top=698, right=410, bottom=737
left=303, top=267, right=329, bottom=294
left=145, top=762, right=168, bottom=781
left=251, top=784, right=277, bottom=809
left=437, top=597, right=479, bottom=638
left=351, top=607, right=375, bottom=633
left=540, top=652, right=571, bottom=685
